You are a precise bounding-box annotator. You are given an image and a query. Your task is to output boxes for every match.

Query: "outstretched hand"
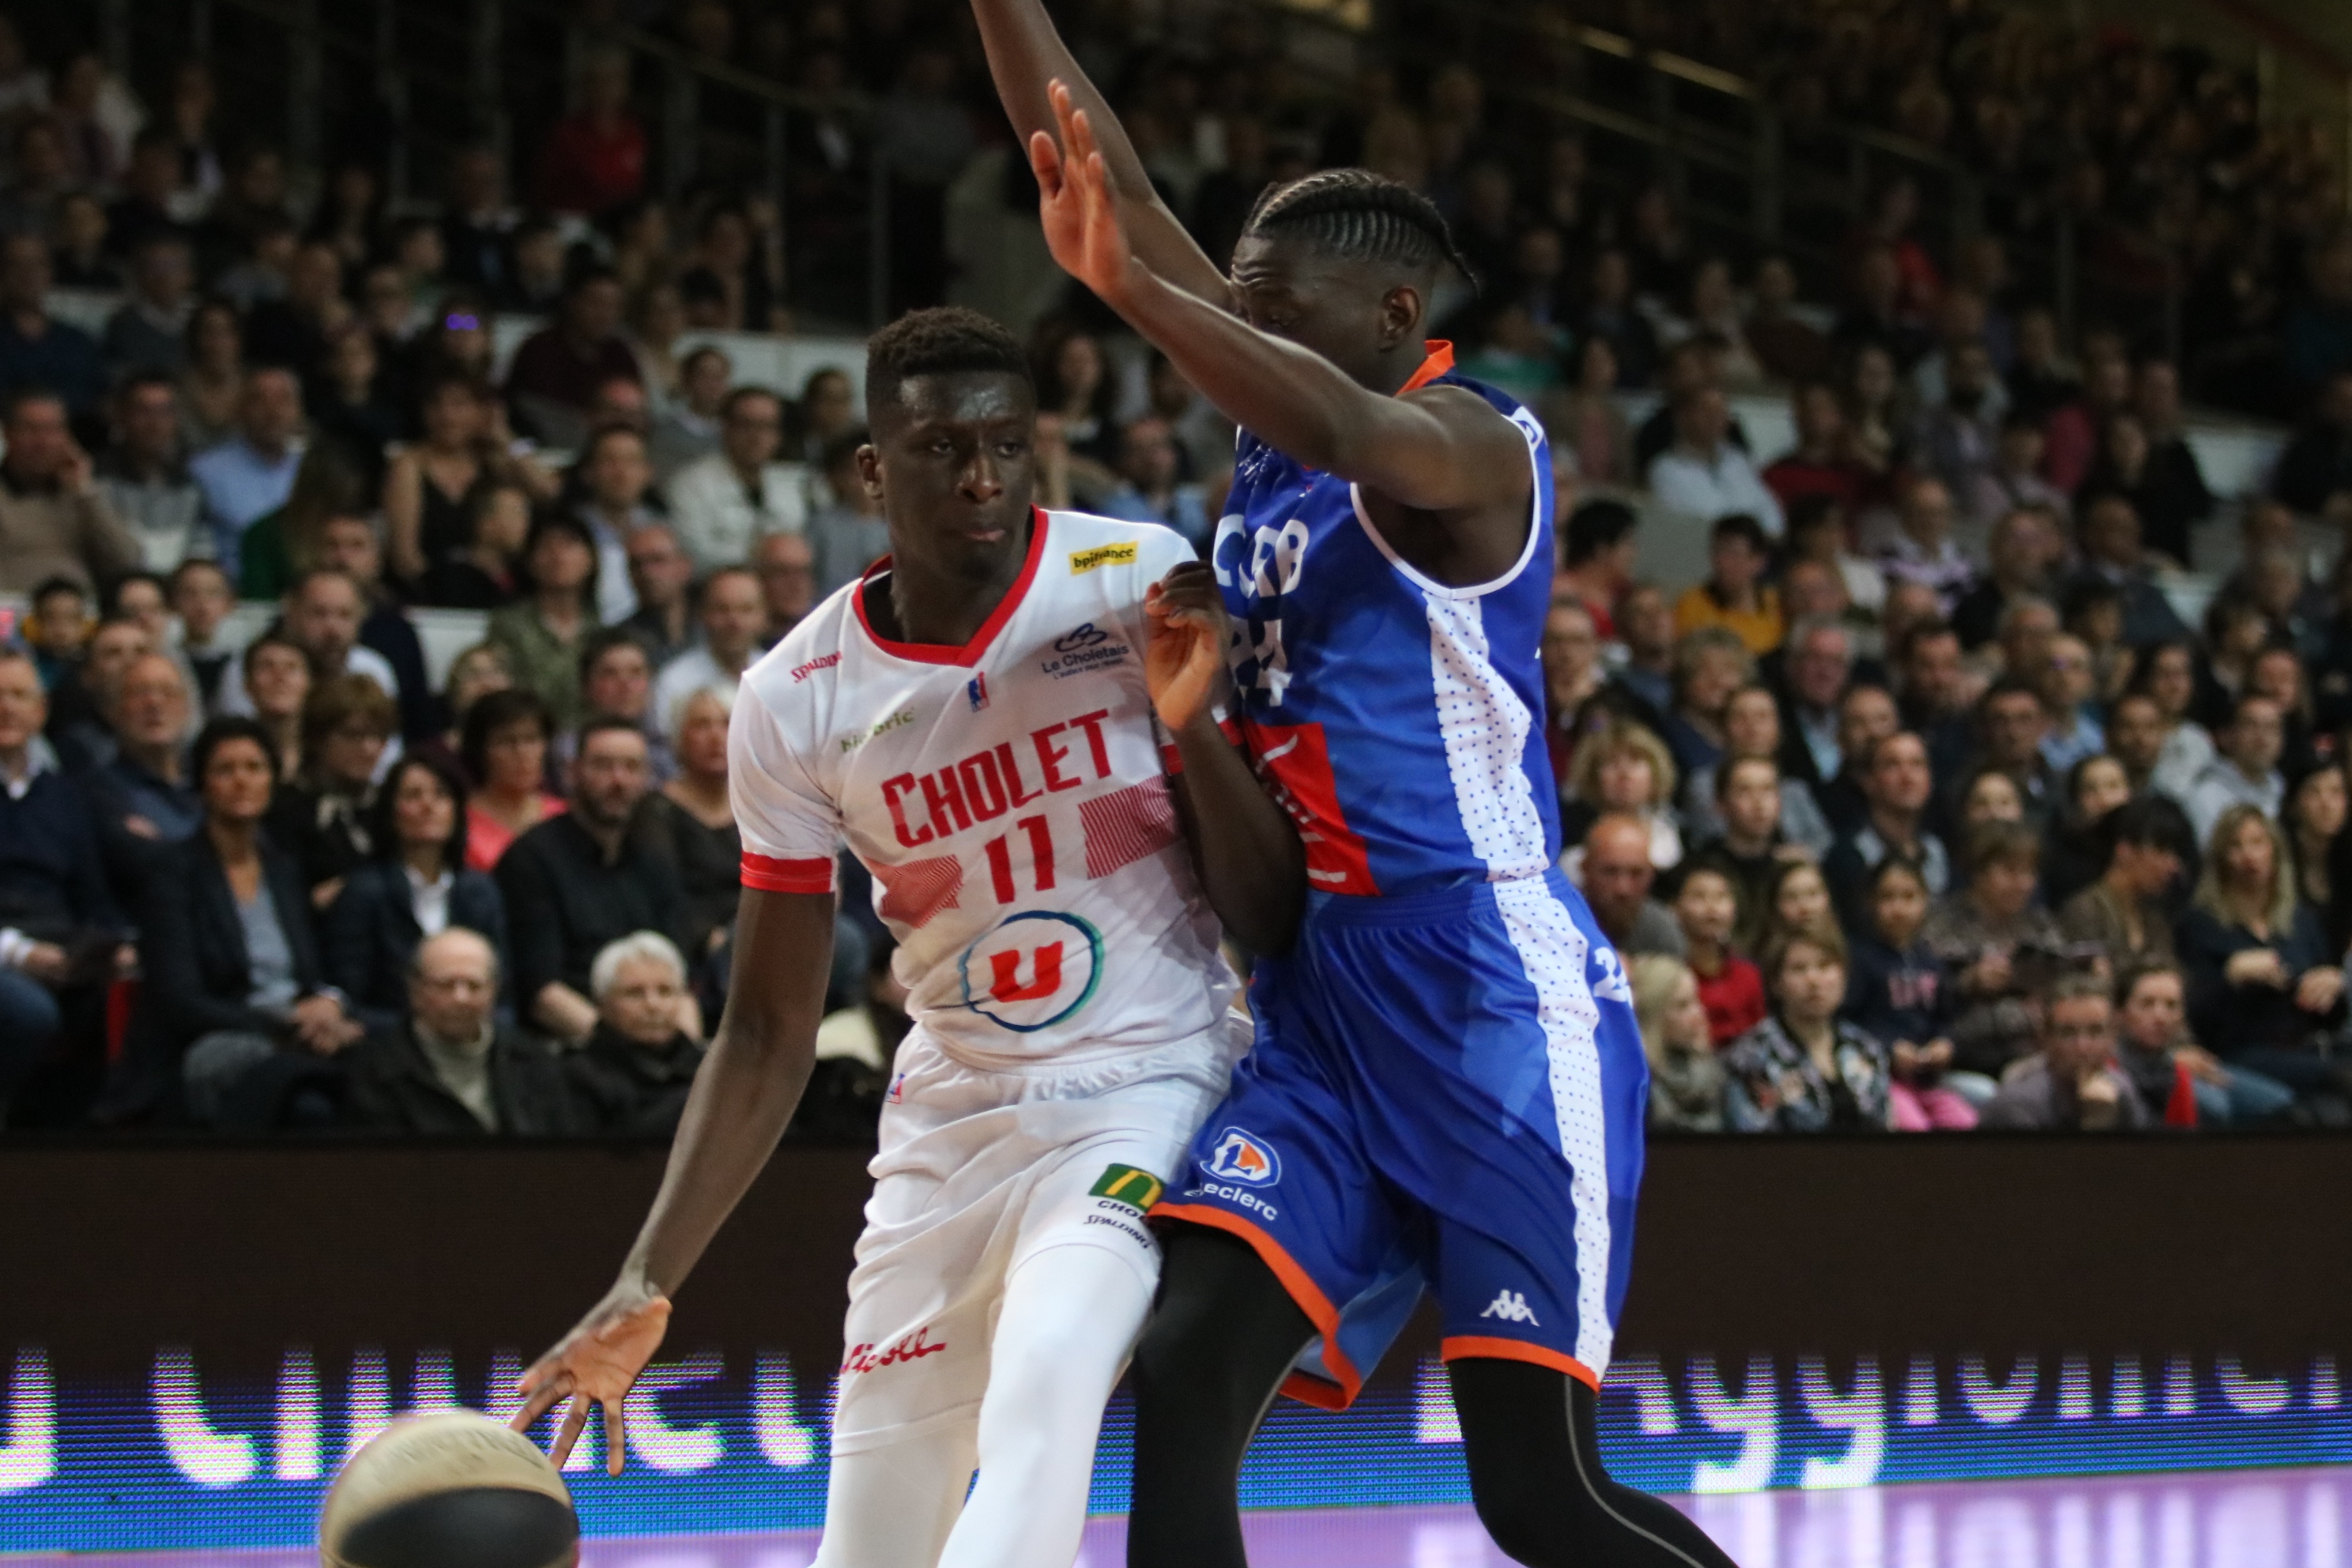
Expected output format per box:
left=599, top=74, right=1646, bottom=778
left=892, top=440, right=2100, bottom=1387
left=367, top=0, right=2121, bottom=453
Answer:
left=511, top=1283, right=673, bottom=1476
left=1029, top=79, right=1139, bottom=304
left=1144, top=562, right=1229, bottom=735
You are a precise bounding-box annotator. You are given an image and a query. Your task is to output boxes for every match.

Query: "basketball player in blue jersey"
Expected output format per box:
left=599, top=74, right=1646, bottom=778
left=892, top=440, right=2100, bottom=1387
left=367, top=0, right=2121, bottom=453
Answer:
left=974, top=9, right=1740, bottom=1568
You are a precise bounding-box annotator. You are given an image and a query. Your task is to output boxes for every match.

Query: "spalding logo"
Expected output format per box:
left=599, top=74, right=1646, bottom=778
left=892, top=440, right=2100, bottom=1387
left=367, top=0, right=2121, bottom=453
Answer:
left=1206, top=1127, right=1281, bottom=1186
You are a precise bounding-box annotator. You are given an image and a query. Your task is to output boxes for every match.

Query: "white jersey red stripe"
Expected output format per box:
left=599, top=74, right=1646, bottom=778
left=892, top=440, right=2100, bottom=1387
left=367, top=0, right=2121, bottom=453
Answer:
left=729, top=507, right=1236, bottom=1067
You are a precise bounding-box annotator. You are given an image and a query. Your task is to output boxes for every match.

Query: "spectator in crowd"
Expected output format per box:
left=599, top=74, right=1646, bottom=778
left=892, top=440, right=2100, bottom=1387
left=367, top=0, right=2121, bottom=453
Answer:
left=507, top=268, right=640, bottom=449
left=2131, top=641, right=2215, bottom=803
left=2178, top=803, right=2346, bottom=1111
left=2113, top=960, right=2293, bottom=1130
left=305, top=513, right=428, bottom=739
left=2103, top=690, right=2168, bottom=800
left=535, top=47, right=646, bottom=217
left=2185, top=694, right=2285, bottom=846
left=1911, top=339, right=2003, bottom=512
left=2037, top=635, right=2105, bottom=775
left=1773, top=616, right=1856, bottom=793
left=418, top=478, right=531, bottom=612
left=1669, top=861, right=1765, bottom=1048
left=496, top=718, right=686, bottom=1044
left=1539, top=596, right=1605, bottom=784
left=664, top=386, right=809, bottom=574
left=241, top=239, right=344, bottom=382
left=1542, top=337, right=1632, bottom=489
left=1646, top=386, right=1783, bottom=536
left=0, top=648, right=121, bottom=1121
left=1686, top=756, right=1797, bottom=954
left=1629, top=954, right=1722, bottom=1133
left=1823, top=731, right=1949, bottom=927
left=567, top=423, right=653, bottom=625
left=555, top=629, right=675, bottom=786
left=383, top=373, right=546, bottom=592
left=489, top=514, right=601, bottom=732
left=1966, top=409, right=2070, bottom=535
left=1609, top=582, right=1676, bottom=720
left=1657, top=627, right=1751, bottom=783
left=1817, top=682, right=1898, bottom=835
left=652, top=566, right=767, bottom=728
left=461, top=688, right=565, bottom=874
left=47, top=613, right=147, bottom=771
left=2071, top=492, right=2189, bottom=648
left=605, top=521, right=689, bottom=669
left=421, top=643, right=510, bottom=778
left=1922, top=820, right=2064, bottom=1096
left=1759, top=858, right=1835, bottom=951
left=2286, top=763, right=2343, bottom=939
left=1981, top=972, right=2150, bottom=1132
left=1634, top=339, right=1747, bottom=472
left=1682, top=684, right=1832, bottom=854
left=1844, top=856, right=1973, bottom=1130
left=265, top=673, right=396, bottom=902
left=647, top=344, right=729, bottom=480
left=753, top=530, right=820, bottom=640
left=25, top=576, right=91, bottom=693
left=1559, top=718, right=1680, bottom=873
left=1099, top=415, right=1212, bottom=555
left=129, top=718, right=360, bottom=1127
left=1573, top=247, right=1658, bottom=390
left=0, top=387, right=140, bottom=595
left=2282, top=234, right=2352, bottom=405
left=1762, top=382, right=1875, bottom=516
left=344, top=927, right=576, bottom=1136
left=2059, top=794, right=2191, bottom=971
left=96, top=373, right=205, bottom=574
left=0, top=235, right=104, bottom=417
left=1724, top=925, right=1893, bottom=1133
left=1952, top=507, right=2057, bottom=651
left=176, top=299, right=244, bottom=450
left=1577, top=812, right=1684, bottom=959
left=89, top=650, right=200, bottom=893
left=169, top=559, right=239, bottom=717
left=567, top=930, right=705, bottom=1136
left=2273, top=371, right=2352, bottom=519
left=646, top=680, right=740, bottom=944
left=808, top=429, right=888, bottom=598
left=323, top=754, right=510, bottom=1034
left=233, top=571, right=401, bottom=726
left=438, top=145, right=515, bottom=298
left=189, top=364, right=303, bottom=567
left=103, top=234, right=195, bottom=379
left=1875, top=476, right=1971, bottom=614
left=1972, top=677, right=2057, bottom=829
left=1743, top=254, right=1829, bottom=384
left=1672, top=513, right=1781, bottom=655
left=2042, top=752, right=2135, bottom=909
left=1782, top=497, right=1886, bottom=630
left=1555, top=499, right=1638, bottom=639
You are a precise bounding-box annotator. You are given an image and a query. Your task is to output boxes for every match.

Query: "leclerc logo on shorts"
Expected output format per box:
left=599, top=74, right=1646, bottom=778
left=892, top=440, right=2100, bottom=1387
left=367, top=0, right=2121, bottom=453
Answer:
left=1206, top=1127, right=1281, bottom=1186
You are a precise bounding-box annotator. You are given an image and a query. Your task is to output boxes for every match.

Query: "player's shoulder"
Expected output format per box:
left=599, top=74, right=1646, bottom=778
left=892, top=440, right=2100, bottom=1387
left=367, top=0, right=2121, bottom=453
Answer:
left=738, top=581, right=861, bottom=711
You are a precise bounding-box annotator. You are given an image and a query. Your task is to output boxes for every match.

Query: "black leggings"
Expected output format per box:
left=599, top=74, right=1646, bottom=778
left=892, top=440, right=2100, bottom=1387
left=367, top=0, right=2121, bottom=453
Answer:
left=1129, top=1227, right=1740, bottom=1568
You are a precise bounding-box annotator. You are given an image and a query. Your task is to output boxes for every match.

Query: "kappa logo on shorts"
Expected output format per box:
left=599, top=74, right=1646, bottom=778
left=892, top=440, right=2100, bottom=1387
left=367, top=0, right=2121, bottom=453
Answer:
left=1205, top=1127, right=1281, bottom=1186
left=841, top=1326, right=948, bottom=1374
left=1090, top=1163, right=1166, bottom=1213
left=1479, top=1289, right=1541, bottom=1325
left=1591, top=944, right=1633, bottom=1006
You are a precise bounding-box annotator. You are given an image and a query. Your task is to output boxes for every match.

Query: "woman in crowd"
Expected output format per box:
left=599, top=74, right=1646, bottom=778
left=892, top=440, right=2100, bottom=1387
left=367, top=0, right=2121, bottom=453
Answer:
left=1844, top=857, right=1973, bottom=1131
left=239, top=633, right=311, bottom=782
left=2077, top=411, right=2209, bottom=567
left=2286, top=764, right=2344, bottom=937
left=1760, top=858, right=1835, bottom=952
left=628, top=281, right=689, bottom=407
left=2113, top=960, right=2295, bottom=1130
left=1923, top=820, right=2065, bottom=1097
left=410, top=288, right=498, bottom=386
left=240, top=444, right=368, bottom=603
left=1630, top=954, right=1723, bottom=1133
left=1670, top=862, right=1764, bottom=1047
left=461, top=687, right=565, bottom=874
left=420, top=481, right=533, bottom=611
left=1958, top=767, right=2026, bottom=835
left=2130, top=639, right=2215, bottom=798
left=2177, top=803, right=2346, bottom=1108
left=1031, top=322, right=1121, bottom=492
left=1841, top=340, right=1909, bottom=475
left=386, top=375, right=555, bottom=594
left=789, top=367, right=858, bottom=468
left=1681, top=683, right=1834, bottom=854
left=410, top=643, right=511, bottom=781
left=1559, top=718, right=1681, bottom=873
left=1540, top=336, right=1630, bottom=488
left=266, top=674, right=398, bottom=905
left=129, top=718, right=360, bottom=1128
left=647, top=685, right=741, bottom=959
left=179, top=298, right=245, bottom=450
left=569, top=930, right=707, bottom=1136
left=1657, top=626, right=1752, bottom=784
left=488, top=513, right=601, bottom=731
left=2042, top=752, right=2134, bottom=908
left=323, top=753, right=511, bottom=1032
left=1723, top=925, right=1893, bottom=1133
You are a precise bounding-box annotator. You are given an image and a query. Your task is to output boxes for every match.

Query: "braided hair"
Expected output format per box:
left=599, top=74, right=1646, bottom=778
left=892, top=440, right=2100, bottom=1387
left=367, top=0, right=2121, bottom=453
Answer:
left=1239, top=168, right=1477, bottom=287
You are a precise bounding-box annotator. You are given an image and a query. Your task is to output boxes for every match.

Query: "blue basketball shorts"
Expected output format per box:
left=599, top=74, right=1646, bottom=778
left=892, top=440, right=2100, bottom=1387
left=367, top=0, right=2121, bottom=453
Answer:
left=1155, top=870, right=1650, bottom=1409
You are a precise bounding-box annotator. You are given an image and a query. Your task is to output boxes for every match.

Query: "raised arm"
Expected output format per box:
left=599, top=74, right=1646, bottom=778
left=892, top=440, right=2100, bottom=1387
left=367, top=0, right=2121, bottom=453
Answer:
left=1031, top=90, right=1528, bottom=528
left=971, top=2, right=1231, bottom=307
left=512, top=887, right=835, bottom=1472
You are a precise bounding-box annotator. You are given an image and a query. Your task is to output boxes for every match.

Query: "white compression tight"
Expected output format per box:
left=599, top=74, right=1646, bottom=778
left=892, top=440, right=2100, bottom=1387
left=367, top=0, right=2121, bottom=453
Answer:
left=811, top=1242, right=1154, bottom=1568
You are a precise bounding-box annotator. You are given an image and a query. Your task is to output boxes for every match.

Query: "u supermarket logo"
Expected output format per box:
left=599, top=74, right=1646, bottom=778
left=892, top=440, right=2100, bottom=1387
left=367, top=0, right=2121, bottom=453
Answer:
left=1206, top=1128, right=1281, bottom=1187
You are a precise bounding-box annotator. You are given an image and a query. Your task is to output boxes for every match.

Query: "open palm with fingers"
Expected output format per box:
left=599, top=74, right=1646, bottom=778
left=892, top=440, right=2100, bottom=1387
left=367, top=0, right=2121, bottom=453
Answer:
left=1029, top=79, right=1139, bottom=303
left=1144, top=564, right=1229, bottom=733
left=511, top=1285, right=673, bottom=1476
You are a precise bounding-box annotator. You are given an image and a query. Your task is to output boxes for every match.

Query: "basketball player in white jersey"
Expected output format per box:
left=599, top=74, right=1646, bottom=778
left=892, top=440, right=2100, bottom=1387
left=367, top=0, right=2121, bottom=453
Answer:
left=511, top=307, right=1302, bottom=1568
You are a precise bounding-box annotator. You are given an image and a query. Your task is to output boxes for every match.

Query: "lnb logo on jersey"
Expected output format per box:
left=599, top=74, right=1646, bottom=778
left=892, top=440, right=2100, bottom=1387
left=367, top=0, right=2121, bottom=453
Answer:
left=1205, top=1127, right=1282, bottom=1186
left=956, top=910, right=1104, bottom=1032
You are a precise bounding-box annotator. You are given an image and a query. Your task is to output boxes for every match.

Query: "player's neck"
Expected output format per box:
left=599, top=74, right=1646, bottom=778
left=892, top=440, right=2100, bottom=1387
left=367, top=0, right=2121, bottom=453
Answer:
left=870, top=530, right=1031, bottom=648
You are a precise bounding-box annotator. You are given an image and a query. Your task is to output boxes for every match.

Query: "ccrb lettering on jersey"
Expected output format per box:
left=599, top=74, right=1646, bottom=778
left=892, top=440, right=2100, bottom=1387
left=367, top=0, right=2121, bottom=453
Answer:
left=1212, top=344, right=1560, bottom=899
left=729, top=507, right=1234, bottom=1067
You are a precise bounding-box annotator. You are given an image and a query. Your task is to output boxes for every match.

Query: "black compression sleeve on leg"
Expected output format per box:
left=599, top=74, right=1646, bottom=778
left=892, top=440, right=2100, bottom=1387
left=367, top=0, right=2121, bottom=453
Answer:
left=1452, top=1358, right=1742, bottom=1568
left=1126, top=1225, right=1317, bottom=1568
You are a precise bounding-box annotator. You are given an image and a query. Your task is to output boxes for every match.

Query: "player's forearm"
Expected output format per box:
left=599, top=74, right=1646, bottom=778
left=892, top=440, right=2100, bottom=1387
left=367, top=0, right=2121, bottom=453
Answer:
left=1172, top=711, right=1304, bottom=956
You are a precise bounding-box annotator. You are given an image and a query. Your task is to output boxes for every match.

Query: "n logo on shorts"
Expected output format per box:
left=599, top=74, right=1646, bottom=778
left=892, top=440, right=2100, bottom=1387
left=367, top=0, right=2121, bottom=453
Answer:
left=1090, top=1163, right=1165, bottom=1213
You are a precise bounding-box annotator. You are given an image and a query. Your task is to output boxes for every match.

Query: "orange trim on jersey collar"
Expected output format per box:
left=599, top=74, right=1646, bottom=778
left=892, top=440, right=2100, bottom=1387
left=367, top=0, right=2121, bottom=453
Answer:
left=1397, top=341, right=1455, bottom=394
left=852, top=507, right=1048, bottom=668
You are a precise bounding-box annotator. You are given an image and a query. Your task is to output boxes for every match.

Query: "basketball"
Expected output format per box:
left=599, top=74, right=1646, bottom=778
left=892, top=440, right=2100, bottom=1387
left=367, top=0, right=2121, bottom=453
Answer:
left=318, top=1410, right=579, bottom=1568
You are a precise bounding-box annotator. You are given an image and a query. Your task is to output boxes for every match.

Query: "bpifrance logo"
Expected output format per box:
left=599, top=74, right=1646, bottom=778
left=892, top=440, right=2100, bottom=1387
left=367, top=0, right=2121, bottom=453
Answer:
left=956, top=910, right=1103, bottom=1032
left=1206, top=1127, right=1281, bottom=1186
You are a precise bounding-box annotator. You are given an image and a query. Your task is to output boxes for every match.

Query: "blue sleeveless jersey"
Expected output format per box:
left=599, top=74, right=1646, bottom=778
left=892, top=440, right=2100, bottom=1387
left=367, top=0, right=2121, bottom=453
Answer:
left=1212, top=349, right=1560, bottom=899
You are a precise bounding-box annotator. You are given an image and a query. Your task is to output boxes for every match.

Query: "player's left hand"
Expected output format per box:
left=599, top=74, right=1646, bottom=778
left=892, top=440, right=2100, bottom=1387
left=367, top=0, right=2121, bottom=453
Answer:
left=1031, top=78, right=1138, bottom=303
left=1145, top=562, right=1228, bottom=734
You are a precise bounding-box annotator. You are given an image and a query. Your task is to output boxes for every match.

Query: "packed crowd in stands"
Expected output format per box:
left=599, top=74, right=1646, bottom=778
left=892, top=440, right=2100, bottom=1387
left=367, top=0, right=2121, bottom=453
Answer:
left=0, top=0, right=2349, bottom=1139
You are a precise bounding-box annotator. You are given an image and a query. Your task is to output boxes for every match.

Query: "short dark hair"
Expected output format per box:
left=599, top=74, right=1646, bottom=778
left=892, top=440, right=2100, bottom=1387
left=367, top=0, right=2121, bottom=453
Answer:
left=2103, top=793, right=2193, bottom=865
left=104, top=571, right=168, bottom=616
left=1709, top=513, right=1770, bottom=554
left=1966, top=818, right=2041, bottom=874
left=1864, top=854, right=1928, bottom=898
left=720, top=384, right=784, bottom=421
left=29, top=574, right=85, bottom=606
left=193, top=714, right=279, bottom=785
left=241, top=630, right=309, bottom=683
left=1896, top=618, right=1958, bottom=668
left=1713, top=752, right=1779, bottom=804
left=168, top=557, right=232, bottom=594
left=371, top=752, right=470, bottom=870
left=462, top=686, right=553, bottom=782
left=1978, top=676, right=2046, bottom=725
left=1562, top=499, right=1637, bottom=566
left=2114, top=957, right=2182, bottom=1008
left=1784, top=493, right=1842, bottom=542
left=576, top=714, right=651, bottom=755
left=866, top=306, right=1029, bottom=417
left=1241, top=167, right=1475, bottom=284
left=565, top=262, right=622, bottom=298
left=577, top=626, right=653, bottom=688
